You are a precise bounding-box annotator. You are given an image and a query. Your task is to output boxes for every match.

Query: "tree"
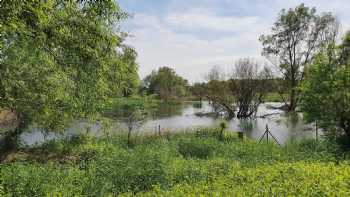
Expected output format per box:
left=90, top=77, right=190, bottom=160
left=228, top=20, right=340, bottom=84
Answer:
left=301, top=32, right=350, bottom=141
left=200, top=60, right=271, bottom=119
left=190, top=82, right=206, bottom=104
left=202, top=66, right=235, bottom=118
left=229, top=58, right=272, bottom=118
left=260, top=4, right=338, bottom=111
left=118, top=45, right=140, bottom=97
left=107, top=96, right=157, bottom=146
left=142, top=67, right=188, bottom=102
left=0, top=0, right=136, bottom=150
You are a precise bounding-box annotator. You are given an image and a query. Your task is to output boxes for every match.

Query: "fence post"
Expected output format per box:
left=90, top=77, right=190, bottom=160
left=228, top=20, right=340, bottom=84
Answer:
left=158, top=124, right=161, bottom=136
left=259, top=124, right=281, bottom=146
left=265, top=124, right=269, bottom=142
left=315, top=121, right=319, bottom=142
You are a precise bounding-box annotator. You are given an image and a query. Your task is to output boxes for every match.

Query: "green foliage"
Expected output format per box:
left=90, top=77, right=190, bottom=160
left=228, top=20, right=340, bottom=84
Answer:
left=260, top=3, right=338, bottom=111
left=85, top=147, right=168, bottom=195
left=177, top=138, right=216, bottom=159
left=105, top=96, right=157, bottom=145
left=0, top=0, right=138, bottom=146
left=0, top=128, right=347, bottom=196
left=301, top=33, right=350, bottom=140
left=135, top=162, right=350, bottom=196
left=141, top=67, right=188, bottom=101
left=107, top=96, right=157, bottom=118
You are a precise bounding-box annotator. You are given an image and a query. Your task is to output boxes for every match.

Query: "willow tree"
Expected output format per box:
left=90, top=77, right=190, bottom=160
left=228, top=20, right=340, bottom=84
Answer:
left=0, top=0, right=137, bottom=150
left=260, top=4, right=338, bottom=111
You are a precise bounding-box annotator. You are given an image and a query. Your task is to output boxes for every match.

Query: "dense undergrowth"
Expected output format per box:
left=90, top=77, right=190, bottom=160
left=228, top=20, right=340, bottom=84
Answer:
left=1, top=128, right=349, bottom=196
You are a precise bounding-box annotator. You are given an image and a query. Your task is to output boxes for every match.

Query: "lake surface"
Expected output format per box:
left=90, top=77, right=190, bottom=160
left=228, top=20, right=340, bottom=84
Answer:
left=17, top=101, right=317, bottom=146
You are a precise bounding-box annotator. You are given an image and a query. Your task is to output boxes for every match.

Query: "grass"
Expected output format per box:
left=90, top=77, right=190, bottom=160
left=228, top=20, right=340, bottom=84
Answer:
left=0, top=127, right=349, bottom=196
left=264, top=92, right=288, bottom=102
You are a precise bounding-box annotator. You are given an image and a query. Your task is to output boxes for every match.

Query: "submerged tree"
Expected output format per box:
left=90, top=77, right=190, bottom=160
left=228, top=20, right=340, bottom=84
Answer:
left=229, top=58, right=272, bottom=118
left=301, top=32, right=350, bottom=141
left=200, top=60, right=271, bottom=119
left=260, top=4, right=338, bottom=111
left=202, top=66, right=235, bottom=117
left=0, top=0, right=136, bottom=150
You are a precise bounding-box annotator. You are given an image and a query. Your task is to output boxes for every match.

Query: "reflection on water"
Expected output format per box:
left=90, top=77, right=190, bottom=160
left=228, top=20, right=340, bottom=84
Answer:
left=18, top=101, right=317, bottom=145
left=142, top=102, right=316, bottom=144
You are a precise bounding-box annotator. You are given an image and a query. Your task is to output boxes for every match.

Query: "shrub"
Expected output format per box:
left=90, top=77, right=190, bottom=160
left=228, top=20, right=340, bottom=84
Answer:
left=131, top=162, right=350, bottom=196
left=177, top=138, right=216, bottom=159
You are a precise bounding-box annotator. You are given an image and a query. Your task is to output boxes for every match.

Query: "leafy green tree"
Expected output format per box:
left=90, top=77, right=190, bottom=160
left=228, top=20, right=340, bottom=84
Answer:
left=190, top=82, right=206, bottom=103
left=301, top=32, right=350, bottom=140
left=106, top=96, right=157, bottom=146
left=118, top=45, right=140, bottom=97
left=0, top=0, right=136, bottom=150
left=142, top=67, right=188, bottom=102
left=260, top=4, right=338, bottom=111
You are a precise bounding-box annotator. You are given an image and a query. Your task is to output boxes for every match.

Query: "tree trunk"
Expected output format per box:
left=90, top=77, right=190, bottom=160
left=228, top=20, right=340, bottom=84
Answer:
left=287, top=88, right=297, bottom=111
left=127, top=128, right=132, bottom=146
left=1, top=113, right=27, bottom=153
left=340, top=118, right=350, bottom=141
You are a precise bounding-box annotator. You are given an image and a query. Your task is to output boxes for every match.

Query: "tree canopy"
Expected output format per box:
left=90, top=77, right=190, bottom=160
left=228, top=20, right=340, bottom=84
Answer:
left=142, top=67, right=188, bottom=101
left=260, top=3, right=338, bottom=111
left=0, top=0, right=138, bottom=148
left=301, top=32, right=350, bottom=140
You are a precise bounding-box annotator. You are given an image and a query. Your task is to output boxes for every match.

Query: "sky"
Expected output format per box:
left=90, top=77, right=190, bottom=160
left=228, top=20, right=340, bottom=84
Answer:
left=118, top=0, right=350, bottom=83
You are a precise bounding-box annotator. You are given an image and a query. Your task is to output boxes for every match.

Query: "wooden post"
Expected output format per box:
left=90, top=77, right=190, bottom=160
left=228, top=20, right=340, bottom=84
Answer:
left=315, top=122, right=319, bottom=142
left=158, top=124, right=161, bottom=136
left=265, top=124, right=269, bottom=142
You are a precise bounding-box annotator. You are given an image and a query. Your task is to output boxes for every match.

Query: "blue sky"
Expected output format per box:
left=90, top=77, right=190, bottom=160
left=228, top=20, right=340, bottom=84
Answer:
left=118, top=0, right=350, bottom=82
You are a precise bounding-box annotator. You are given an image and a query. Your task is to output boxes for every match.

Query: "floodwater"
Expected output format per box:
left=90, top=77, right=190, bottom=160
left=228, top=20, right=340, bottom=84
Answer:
left=141, top=101, right=317, bottom=144
left=14, top=101, right=317, bottom=146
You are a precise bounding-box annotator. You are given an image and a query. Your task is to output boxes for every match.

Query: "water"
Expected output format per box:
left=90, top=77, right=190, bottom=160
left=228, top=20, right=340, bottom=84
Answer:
left=141, top=102, right=317, bottom=144
left=13, top=101, right=317, bottom=146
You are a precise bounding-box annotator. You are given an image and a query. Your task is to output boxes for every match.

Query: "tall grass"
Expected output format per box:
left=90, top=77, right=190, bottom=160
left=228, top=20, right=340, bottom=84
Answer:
left=0, top=127, right=348, bottom=196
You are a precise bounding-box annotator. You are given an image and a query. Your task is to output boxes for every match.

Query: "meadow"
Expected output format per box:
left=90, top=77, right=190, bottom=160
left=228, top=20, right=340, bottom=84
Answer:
left=1, top=127, right=349, bottom=196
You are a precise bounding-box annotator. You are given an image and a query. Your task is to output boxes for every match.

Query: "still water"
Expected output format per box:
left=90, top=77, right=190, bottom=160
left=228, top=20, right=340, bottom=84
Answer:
left=19, top=101, right=317, bottom=146
left=142, top=101, right=317, bottom=144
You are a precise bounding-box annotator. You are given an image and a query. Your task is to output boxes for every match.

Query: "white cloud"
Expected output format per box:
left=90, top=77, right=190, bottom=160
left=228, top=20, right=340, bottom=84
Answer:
left=122, top=0, right=350, bottom=82
left=126, top=11, right=270, bottom=82
left=165, top=9, right=261, bottom=33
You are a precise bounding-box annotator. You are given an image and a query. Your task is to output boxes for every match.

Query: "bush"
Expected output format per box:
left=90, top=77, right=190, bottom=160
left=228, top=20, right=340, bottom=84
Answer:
left=0, top=163, right=87, bottom=196
left=177, top=138, right=216, bottom=159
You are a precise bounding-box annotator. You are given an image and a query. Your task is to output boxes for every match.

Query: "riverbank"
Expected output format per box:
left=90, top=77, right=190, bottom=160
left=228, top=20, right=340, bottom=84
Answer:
left=1, top=127, right=349, bottom=196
